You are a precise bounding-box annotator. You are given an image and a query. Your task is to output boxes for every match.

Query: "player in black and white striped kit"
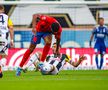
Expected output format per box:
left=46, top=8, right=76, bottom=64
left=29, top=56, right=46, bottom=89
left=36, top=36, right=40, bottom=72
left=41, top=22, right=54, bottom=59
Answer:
left=39, top=43, right=85, bottom=75
left=23, top=43, right=85, bottom=75
left=0, top=5, right=14, bottom=78
left=44, top=53, right=70, bottom=75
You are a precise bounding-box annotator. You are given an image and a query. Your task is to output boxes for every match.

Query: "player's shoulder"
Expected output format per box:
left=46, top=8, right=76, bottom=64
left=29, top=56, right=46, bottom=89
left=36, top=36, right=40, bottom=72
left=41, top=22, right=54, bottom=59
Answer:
left=92, top=25, right=98, bottom=31
left=103, top=25, right=108, bottom=28
left=0, top=13, right=8, bottom=18
left=94, top=25, right=108, bottom=28
left=8, top=18, right=13, bottom=26
left=40, top=15, right=52, bottom=20
left=61, top=53, right=67, bottom=57
left=40, top=15, right=47, bottom=20
left=94, top=25, right=99, bottom=29
left=61, top=54, right=70, bottom=59
left=61, top=54, right=71, bottom=62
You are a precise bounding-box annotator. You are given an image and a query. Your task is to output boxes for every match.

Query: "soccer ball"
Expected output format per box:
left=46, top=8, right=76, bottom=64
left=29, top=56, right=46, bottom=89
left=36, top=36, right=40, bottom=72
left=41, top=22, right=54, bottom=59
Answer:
left=41, top=66, right=49, bottom=75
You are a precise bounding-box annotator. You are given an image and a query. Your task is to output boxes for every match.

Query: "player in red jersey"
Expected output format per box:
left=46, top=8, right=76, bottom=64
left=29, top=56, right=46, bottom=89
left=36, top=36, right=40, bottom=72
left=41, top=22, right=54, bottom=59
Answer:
left=16, top=14, right=62, bottom=76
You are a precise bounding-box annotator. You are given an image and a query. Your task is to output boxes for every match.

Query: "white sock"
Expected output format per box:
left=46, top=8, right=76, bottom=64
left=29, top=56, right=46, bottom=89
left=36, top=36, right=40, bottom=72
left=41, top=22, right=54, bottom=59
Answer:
left=0, top=58, right=6, bottom=67
left=23, top=53, right=39, bottom=69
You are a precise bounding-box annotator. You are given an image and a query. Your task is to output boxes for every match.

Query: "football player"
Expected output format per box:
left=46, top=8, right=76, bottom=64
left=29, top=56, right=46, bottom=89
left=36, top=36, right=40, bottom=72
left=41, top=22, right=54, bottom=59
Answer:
left=16, top=14, right=62, bottom=76
left=22, top=43, right=85, bottom=75
left=89, top=17, right=108, bottom=69
left=0, top=5, right=14, bottom=78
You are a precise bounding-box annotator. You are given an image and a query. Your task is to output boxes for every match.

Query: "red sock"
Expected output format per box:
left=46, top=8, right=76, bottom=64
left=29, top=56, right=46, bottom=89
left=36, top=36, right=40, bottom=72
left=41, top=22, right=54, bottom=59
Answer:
left=40, top=44, right=51, bottom=62
left=20, top=49, right=31, bottom=67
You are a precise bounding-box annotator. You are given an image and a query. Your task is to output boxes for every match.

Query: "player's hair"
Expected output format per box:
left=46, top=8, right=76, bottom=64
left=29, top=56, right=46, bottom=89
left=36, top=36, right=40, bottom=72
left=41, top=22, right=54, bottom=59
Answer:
left=53, top=42, right=61, bottom=48
left=35, top=14, right=41, bottom=23
left=0, top=5, right=4, bottom=11
left=51, top=22, right=60, bottom=32
left=98, top=17, right=104, bottom=21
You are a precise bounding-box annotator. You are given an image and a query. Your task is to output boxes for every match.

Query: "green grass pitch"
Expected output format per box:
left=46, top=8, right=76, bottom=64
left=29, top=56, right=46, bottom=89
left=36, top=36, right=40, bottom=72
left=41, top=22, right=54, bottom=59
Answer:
left=0, top=70, right=108, bottom=90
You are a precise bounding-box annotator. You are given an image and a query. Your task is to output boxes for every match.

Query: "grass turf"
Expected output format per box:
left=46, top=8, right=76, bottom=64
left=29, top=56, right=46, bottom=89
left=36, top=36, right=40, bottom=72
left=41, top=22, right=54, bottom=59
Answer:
left=0, top=70, right=108, bottom=90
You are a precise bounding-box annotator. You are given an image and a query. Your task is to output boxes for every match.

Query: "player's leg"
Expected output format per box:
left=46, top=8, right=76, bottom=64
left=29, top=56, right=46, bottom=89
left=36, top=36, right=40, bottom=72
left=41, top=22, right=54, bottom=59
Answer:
left=16, top=34, right=41, bottom=76
left=99, top=44, right=106, bottom=69
left=19, top=43, right=36, bottom=68
left=16, top=43, right=36, bottom=76
left=94, top=43, right=100, bottom=69
left=23, top=51, right=41, bottom=72
left=0, top=65, right=3, bottom=78
left=40, top=33, right=52, bottom=62
left=99, top=54, right=104, bottom=69
left=0, top=38, right=8, bottom=78
left=0, top=54, right=7, bottom=78
left=0, top=55, right=7, bottom=68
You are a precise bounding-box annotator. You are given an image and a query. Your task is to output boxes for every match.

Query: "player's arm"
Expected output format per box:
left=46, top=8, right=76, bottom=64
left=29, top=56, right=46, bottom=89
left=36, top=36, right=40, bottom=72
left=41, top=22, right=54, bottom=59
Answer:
left=65, top=54, right=71, bottom=62
left=8, top=18, right=14, bottom=48
left=89, top=34, right=94, bottom=47
left=69, top=56, right=86, bottom=67
left=106, top=27, right=108, bottom=37
left=56, top=38, right=60, bottom=54
left=55, top=31, right=61, bottom=55
left=89, top=27, right=96, bottom=47
left=46, top=55, right=50, bottom=62
left=32, top=14, right=38, bottom=34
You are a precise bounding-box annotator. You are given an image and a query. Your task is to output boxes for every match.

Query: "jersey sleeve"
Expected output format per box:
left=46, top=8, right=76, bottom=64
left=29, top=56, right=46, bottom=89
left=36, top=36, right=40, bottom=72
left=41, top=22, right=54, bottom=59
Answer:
left=106, top=27, right=108, bottom=35
left=92, top=27, right=97, bottom=34
left=65, top=54, right=71, bottom=62
left=8, top=18, right=13, bottom=26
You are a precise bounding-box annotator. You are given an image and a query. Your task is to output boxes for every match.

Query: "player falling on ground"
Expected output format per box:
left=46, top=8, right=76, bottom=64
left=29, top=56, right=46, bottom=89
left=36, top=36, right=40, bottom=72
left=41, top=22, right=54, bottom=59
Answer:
left=89, top=17, right=108, bottom=69
left=0, top=5, right=14, bottom=78
left=16, top=14, right=62, bottom=76
left=22, top=43, right=86, bottom=75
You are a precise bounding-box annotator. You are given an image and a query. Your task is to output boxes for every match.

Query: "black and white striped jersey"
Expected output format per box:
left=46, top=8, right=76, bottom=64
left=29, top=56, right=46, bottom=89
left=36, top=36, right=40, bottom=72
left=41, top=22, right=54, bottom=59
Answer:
left=46, top=53, right=70, bottom=71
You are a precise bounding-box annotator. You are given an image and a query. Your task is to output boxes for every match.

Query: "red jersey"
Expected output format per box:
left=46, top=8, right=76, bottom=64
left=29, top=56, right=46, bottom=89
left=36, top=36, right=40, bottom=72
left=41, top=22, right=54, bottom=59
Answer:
left=36, top=15, right=62, bottom=39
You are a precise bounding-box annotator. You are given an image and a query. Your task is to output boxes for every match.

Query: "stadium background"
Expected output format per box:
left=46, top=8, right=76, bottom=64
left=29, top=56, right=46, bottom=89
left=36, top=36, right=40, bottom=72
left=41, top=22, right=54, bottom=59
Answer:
left=1, top=0, right=108, bottom=70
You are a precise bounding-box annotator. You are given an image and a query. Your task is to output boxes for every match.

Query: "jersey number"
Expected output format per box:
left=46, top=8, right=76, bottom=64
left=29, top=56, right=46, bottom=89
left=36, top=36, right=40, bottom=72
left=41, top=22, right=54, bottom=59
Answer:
left=0, top=15, right=5, bottom=25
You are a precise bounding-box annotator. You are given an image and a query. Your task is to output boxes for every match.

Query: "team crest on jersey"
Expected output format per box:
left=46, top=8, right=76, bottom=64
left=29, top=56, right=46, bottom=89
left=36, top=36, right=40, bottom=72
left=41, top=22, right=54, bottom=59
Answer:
left=103, top=28, right=105, bottom=33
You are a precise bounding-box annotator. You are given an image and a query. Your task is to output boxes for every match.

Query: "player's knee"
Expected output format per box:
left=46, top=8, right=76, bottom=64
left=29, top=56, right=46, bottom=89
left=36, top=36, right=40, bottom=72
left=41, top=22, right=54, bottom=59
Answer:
left=28, top=47, right=35, bottom=53
left=44, top=39, right=51, bottom=45
left=45, top=41, right=51, bottom=45
left=29, top=44, right=36, bottom=52
left=95, top=53, right=98, bottom=57
left=44, top=35, right=52, bottom=44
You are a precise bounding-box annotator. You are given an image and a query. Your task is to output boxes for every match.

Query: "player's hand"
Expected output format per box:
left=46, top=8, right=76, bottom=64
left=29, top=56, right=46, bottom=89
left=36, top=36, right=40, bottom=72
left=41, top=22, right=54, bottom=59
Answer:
left=32, top=28, right=36, bottom=35
left=10, top=40, right=14, bottom=48
left=79, top=56, right=86, bottom=62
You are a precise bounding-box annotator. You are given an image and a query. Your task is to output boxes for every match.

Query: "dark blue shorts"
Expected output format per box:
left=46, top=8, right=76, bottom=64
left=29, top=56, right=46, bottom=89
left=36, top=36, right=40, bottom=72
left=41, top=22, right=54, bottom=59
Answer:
left=31, top=32, right=52, bottom=45
left=94, top=42, right=106, bottom=54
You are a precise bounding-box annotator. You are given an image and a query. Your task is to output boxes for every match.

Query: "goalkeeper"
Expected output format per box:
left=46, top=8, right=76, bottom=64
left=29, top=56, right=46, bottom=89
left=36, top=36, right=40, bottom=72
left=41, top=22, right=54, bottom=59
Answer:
left=23, top=43, right=85, bottom=75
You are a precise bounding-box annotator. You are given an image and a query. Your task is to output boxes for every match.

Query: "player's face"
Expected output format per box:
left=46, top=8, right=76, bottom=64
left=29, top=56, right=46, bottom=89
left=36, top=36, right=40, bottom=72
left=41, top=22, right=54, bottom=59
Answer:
left=52, top=44, right=60, bottom=54
left=0, top=9, right=3, bottom=13
left=99, top=19, right=104, bottom=26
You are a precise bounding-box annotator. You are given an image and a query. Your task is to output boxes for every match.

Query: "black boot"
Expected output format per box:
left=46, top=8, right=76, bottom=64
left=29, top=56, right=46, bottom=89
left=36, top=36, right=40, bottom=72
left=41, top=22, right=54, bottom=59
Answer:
left=0, top=72, right=3, bottom=78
